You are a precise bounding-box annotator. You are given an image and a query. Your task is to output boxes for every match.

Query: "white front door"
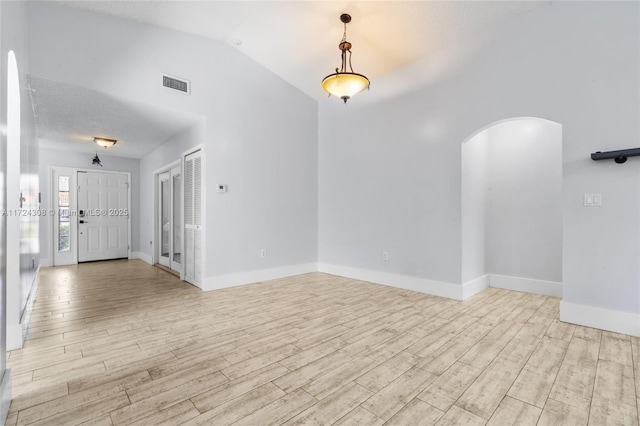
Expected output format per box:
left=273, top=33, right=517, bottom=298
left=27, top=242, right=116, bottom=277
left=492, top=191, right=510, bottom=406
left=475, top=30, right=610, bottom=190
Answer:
left=77, top=171, right=129, bottom=262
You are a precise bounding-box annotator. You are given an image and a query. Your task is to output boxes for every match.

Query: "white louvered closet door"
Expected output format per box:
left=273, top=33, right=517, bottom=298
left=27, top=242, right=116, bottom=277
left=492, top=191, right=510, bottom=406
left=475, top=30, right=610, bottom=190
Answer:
left=184, top=150, right=203, bottom=286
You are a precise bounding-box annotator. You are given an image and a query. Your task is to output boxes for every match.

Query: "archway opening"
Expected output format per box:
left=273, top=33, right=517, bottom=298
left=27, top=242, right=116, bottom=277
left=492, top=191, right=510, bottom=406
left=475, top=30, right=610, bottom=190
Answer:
left=462, top=117, right=563, bottom=296
left=6, top=50, right=22, bottom=351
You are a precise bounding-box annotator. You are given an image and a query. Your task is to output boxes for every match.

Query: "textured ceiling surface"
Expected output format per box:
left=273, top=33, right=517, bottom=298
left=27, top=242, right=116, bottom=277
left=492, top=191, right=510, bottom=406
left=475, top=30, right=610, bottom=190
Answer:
left=29, top=76, right=201, bottom=159
left=53, top=0, right=546, bottom=100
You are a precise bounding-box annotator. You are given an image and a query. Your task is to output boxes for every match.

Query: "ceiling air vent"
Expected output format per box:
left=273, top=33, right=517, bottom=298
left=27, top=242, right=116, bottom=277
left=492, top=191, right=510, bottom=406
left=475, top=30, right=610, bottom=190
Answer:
left=162, top=74, right=190, bottom=95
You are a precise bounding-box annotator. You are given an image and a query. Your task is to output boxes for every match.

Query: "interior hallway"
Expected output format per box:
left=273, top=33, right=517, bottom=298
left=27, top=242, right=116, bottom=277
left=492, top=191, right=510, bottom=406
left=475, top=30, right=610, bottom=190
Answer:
left=6, top=261, right=640, bottom=425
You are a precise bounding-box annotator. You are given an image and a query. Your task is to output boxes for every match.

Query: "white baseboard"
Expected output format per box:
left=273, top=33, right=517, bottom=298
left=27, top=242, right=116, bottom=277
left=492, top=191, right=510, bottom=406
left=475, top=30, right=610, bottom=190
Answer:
left=39, top=258, right=51, bottom=268
left=130, top=251, right=153, bottom=265
left=318, top=263, right=464, bottom=300
left=560, top=301, right=640, bottom=337
left=489, top=274, right=562, bottom=297
left=7, top=324, right=22, bottom=351
left=0, top=369, right=11, bottom=426
left=462, top=274, right=490, bottom=300
left=203, top=263, right=318, bottom=292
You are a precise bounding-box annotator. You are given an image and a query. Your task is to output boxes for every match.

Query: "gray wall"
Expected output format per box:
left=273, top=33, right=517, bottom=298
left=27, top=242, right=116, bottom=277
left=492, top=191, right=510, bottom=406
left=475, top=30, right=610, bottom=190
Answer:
left=319, top=2, right=639, bottom=317
left=38, top=148, right=141, bottom=264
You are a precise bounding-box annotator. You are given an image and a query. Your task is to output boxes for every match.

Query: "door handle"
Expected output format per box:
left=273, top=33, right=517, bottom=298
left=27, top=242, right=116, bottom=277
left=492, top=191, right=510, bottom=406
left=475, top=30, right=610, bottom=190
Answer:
left=79, top=220, right=88, bottom=224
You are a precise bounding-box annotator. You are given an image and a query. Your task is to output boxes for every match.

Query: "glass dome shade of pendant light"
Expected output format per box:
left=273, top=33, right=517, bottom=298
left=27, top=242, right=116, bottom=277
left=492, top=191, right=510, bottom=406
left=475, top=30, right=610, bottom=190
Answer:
left=321, top=72, right=370, bottom=103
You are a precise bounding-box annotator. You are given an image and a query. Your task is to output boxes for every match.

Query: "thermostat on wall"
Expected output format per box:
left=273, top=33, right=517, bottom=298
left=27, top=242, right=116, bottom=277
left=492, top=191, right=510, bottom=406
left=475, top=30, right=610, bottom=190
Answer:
left=217, top=184, right=228, bottom=193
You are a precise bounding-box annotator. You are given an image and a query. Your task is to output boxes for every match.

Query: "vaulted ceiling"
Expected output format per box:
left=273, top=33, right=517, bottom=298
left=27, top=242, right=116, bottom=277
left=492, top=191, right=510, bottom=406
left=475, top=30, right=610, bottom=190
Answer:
left=53, top=1, right=546, bottom=99
left=33, top=1, right=546, bottom=158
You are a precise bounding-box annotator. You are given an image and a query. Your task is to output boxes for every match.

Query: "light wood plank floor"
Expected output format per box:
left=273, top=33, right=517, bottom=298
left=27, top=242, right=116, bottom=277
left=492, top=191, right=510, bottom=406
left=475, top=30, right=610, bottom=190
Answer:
left=6, top=260, right=639, bottom=425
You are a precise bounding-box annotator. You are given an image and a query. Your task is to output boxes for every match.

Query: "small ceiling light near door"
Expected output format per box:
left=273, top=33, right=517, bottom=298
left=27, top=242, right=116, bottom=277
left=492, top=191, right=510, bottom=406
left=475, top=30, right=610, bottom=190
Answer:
left=94, top=137, right=117, bottom=148
left=321, top=13, right=370, bottom=104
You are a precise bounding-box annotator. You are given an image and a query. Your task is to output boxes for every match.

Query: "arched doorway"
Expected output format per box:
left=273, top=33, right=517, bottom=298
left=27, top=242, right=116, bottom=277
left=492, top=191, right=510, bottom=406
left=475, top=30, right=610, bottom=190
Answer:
left=461, top=117, right=563, bottom=296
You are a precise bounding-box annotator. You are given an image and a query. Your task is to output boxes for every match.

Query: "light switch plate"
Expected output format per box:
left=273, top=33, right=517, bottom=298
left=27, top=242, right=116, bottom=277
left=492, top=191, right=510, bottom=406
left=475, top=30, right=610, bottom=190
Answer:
left=584, top=193, right=602, bottom=207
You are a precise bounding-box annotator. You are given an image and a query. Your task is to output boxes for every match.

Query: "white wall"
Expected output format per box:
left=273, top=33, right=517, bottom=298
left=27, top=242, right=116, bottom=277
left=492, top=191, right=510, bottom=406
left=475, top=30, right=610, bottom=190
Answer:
left=38, top=148, right=141, bottom=266
left=28, top=3, right=319, bottom=288
left=319, top=2, right=639, bottom=333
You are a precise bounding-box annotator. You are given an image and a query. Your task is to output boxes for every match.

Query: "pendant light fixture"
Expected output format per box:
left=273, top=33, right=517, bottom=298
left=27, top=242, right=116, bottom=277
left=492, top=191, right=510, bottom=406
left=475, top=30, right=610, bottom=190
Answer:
left=321, top=14, right=370, bottom=104
left=92, top=153, right=103, bottom=167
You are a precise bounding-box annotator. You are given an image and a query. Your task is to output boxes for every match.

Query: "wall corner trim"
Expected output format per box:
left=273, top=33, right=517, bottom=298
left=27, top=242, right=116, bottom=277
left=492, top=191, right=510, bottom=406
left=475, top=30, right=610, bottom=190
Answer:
left=560, top=301, right=640, bottom=337
left=203, top=263, right=318, bottom=292
left=462, top=274, right=490, bottom=300
left=489, top=274, right=562, bottom=297
left=318, top=263, right=465, bottom=300
left=130, top=252, right=153, bottom=265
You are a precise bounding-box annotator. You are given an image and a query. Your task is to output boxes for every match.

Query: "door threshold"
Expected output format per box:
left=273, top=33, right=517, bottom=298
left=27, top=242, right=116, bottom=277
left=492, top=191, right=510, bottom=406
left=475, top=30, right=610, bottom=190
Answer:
left=155, top=264, right=180, bottom=277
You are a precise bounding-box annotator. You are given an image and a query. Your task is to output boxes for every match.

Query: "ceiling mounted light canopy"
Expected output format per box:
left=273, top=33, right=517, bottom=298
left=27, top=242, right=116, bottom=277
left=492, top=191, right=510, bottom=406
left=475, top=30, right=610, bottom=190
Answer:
left=321, top=13, right=370, bottom=104
left=94, top=137, right=117, bottom=148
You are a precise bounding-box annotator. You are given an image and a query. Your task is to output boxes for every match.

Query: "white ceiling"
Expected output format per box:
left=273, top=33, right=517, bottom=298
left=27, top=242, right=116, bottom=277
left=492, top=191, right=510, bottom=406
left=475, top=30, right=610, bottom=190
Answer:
left=30, top=76, right=201, bottom=159
left=53, top=1, right=546, bottom=100
left=33, top=1, right=546, bottom=159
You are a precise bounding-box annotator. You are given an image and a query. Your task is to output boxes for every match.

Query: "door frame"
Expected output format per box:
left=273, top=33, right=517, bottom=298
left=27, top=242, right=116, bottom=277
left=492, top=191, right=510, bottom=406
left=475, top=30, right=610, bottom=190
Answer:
left=157, top=170, right=171, bottom=268
left=153, top=160, right=183, bottom=280
left=182, top=145, right=205, bottom=288
left=51, top=167, right=78, bottom=266
left=49, top=166, right=132, bottom=266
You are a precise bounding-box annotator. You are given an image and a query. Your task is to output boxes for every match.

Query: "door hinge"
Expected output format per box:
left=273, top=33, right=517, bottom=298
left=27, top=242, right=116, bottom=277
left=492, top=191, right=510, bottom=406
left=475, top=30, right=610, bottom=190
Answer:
left=126, top=182, right=129, bottom=189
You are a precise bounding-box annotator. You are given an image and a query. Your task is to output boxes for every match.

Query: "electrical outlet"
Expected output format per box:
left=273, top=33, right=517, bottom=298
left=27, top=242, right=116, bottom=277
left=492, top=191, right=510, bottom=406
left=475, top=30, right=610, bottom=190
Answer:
left=383, top=251, right=389, bottom=261
left=260, top=249, right=267, bottom=258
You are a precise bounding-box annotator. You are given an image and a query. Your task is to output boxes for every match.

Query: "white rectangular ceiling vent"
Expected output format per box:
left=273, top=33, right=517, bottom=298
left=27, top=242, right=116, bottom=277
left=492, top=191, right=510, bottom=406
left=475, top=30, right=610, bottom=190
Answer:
left=162, top=74, right=190, bottom=95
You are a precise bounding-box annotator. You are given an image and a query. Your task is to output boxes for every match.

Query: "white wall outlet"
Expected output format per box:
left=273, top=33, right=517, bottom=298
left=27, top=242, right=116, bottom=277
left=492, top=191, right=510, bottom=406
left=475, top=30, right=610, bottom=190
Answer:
left=260, top=249, right=267, bottom=258
left=584, top=193, right=602, bottom=207
left=383, top=251, right=389, bottom=261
